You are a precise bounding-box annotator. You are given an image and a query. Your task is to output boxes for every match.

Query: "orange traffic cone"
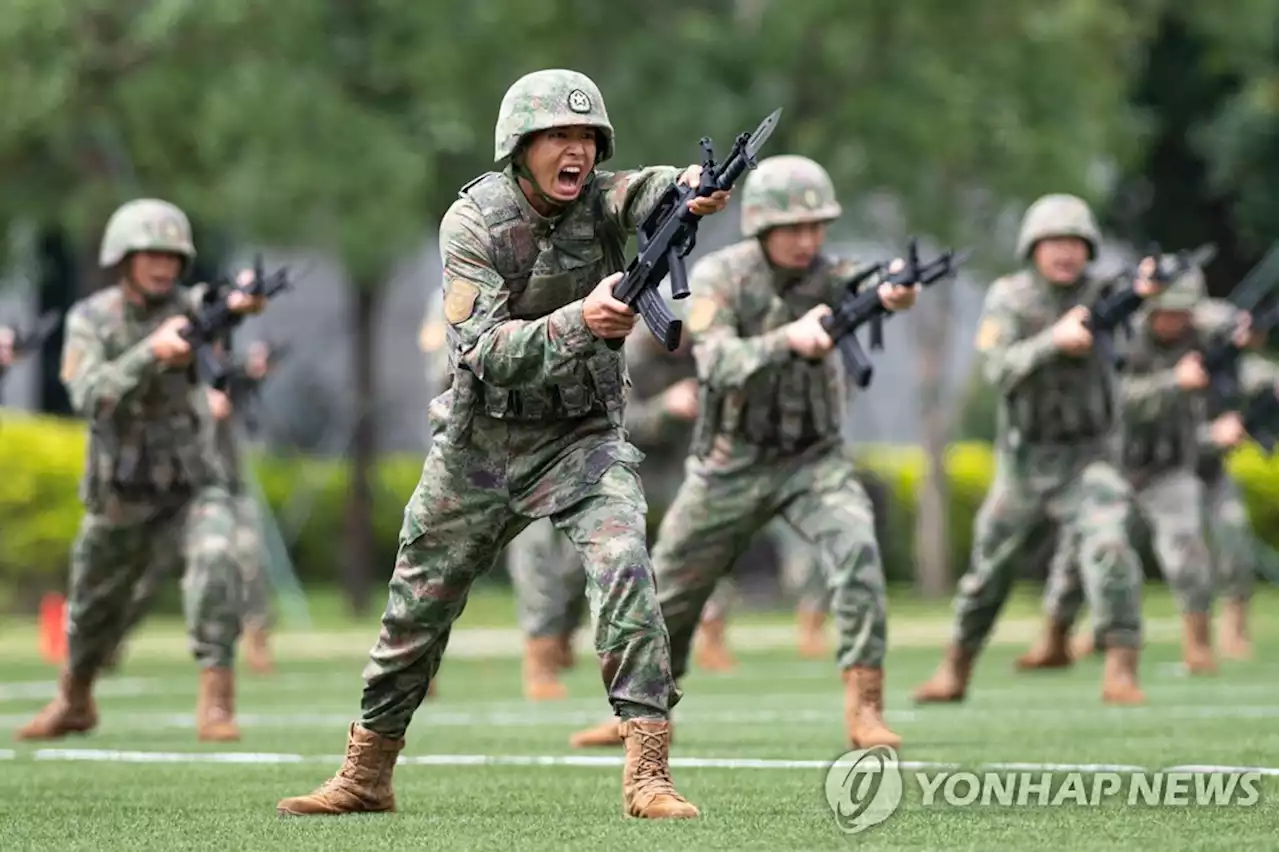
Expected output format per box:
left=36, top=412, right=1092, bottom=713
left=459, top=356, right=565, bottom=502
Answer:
left=39, top=593, right=67, bottom=665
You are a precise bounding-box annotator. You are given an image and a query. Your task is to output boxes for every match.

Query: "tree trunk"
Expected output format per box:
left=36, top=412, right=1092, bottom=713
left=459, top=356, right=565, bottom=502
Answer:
left=343, top=279, right=378, bottom=615
left=913, top=280, right=952, bottom=598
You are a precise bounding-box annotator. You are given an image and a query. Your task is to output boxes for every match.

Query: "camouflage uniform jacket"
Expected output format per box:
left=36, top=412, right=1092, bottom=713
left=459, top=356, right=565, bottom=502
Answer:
left=1119, top=304, right=1235, bottom=486
left=974, top=268, right=1123, bottom=455
left=60, top=283, right=226, bottom=513
left=623, top=322, right=697, bottom=470
left=684, top=239, right=865, bottom=473
left=438, top=164, right=680, bottom=439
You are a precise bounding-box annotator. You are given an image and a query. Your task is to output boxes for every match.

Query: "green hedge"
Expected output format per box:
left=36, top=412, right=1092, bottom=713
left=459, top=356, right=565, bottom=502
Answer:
left=1, top=410, right=1276, bottom=606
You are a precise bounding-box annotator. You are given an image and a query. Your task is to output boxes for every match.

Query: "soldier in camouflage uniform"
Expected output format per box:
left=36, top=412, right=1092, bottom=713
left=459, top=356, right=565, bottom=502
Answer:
left=1205, top=351, right=1277, bottom=659
left=1042, top=301, right=1277, bottom=665
left=277, top=69, right=731, bottom=820
left=422, top=296, right=571, bottom=700
left=1016, top=265, right=1236, bottom=674
left=913, top=194, right=1158, bottom=707
left=570, top=155, right=922, bottom=750
left=14, top=199, right=266, bottom=743
left=104, top=342, right=278, bottom=676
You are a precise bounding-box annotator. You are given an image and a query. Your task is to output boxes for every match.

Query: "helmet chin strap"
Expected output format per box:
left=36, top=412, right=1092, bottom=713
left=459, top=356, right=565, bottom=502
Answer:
left=512, top=157, right=570, bottom=212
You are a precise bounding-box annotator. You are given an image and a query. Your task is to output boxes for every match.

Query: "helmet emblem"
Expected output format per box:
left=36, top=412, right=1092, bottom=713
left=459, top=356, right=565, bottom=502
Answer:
left=566, top=89, right=591, bottom=114
left=803, top=189, right=819, bottom=207
left=160, top=218, right=183, bottom=240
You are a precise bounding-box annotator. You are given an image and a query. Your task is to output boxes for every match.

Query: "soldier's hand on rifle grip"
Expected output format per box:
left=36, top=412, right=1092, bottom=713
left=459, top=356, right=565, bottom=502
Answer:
left=678, top=166, right=731, bottom=215
left=1209, top=411, right=1246, bottom=449
left=584, top=272, right=638, bottom=340
left=206, top=387, right=233, bottom=421
left=1174, top=352, right=1209, bottom=391
left=149, top=315, right=195, bottom=366
left=227, top=268, right=269, bottom=315
left=1133, top=256, right=1161, bottom=298
left=878, top=281, right=921, bottom=312
left=0, top=326, right=13, bottom=368
left=786, top=304, right=835, bottom=359
left=1051, top=306, right=1093, bottom=356
left=1232, top=312, right=1253, bottom=349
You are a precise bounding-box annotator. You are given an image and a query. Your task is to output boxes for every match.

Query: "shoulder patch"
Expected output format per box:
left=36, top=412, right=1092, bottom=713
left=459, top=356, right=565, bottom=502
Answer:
left=686, top=297, right=719, bottom=334
left=443, top=280, right=479, bottom=325
left=975, top=317, right=1002, bottom=351
left=419, top=318, right=446, bottom=353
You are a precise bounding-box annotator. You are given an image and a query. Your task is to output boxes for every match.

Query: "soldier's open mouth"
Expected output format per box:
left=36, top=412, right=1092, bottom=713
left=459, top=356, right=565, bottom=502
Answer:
left=554, top=166, right=583, bottom=195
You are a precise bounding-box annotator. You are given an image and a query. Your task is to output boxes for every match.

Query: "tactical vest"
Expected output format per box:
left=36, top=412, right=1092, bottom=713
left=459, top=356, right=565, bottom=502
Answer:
left=692, top=247, right=844, bottom=457
left=81, top=287, right=210, bottom=506
left=1000, top=272, right=1115, bottom=447
left=1119, top=326, right=1202, bottom=477
left=448, top=170, right=630, bottom=423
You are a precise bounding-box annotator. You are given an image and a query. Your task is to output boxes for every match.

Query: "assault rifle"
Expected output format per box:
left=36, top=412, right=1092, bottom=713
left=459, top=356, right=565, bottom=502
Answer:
left=609, top=108, right=783, bottom=352
left=1086, top=242, right=1216, bottom=368
left=0, top=311, right=61, bottom=388
left=819, top=238, right=970, bottom=388
left=182, top=254, right=294, bottom=391
left=1201, top=244, right=1279, bottom=454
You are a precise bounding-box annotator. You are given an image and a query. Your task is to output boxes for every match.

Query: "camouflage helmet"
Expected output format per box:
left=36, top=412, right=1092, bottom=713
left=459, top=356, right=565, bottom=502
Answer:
left=98, top=198, right=196, bottom=269
left=1146, top=261, right=1205, bottom=312
left=493, top=69, right=614, bottom=166
left=741, top=155, right=842, bottom=238
left=1015, top=193, right=1100, bottom=261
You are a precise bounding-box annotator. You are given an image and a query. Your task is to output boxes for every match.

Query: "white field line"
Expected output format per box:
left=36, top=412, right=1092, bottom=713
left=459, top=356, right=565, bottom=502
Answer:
left=3, top=747, right=1278, bottom=777
left=0, top=703, right=1274, bottom=732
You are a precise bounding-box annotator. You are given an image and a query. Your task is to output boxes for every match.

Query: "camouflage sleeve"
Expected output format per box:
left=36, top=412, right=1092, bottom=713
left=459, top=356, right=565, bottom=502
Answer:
left=974, top=279, right=1059, bottom=393
left=686, top=254, right=792, bottom=390
left=598, top=167, right=683, bottom=233
left=439, top=199, right=599, bottom=389
left=59, top=304, right=164, bottom=419
left=1119, top=366, right=1181, bottom=424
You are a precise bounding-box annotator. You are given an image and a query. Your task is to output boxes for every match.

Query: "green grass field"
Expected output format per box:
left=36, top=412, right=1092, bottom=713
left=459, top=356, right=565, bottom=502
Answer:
left=0, top=584, right=1276, bottom=850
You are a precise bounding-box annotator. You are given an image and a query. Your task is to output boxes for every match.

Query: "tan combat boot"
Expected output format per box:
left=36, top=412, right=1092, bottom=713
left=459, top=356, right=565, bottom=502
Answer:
left=276, top=723, right=404, bottom=815
left=797, top=607, right=829, bottom=659
left=523, top=637, right=568, bottom=701
left=912, top=644, right=975, bottom=703
left=843, top=667, right=902, bottom=749
left=1015, top=618, right=1074, bottom=671
left=619, top=719, right=699, bottom=819
left=1180, top=613, right=1218, bottom=675
left=14, top=670, right=98, bottom=741
left=692, top=617, right=736, bottom=672
left=196, top=667, right=241, bottom=742
left=244, top=626, right=274, bottom=676
left=1218, top=599, right=1252, bottom=660
left=554, top=631, right=577, bottom=670
left=1070, top=631, right=1098, bottom=661
left=1100, top=645, right=1145, bottom=705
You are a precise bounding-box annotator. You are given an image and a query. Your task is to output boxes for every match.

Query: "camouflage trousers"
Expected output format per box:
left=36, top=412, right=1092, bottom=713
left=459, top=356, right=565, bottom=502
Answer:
left=119, top=492, right=272, bottom=640
left=66, top=486, right=242, bottom=677
left=953, top=448, right=1143, bottom=652
left=360, top=411, right=677, bottom=739
left=1041, top=469, right=1213, bottom=625
left=651, top=445, right=884, bottom=681
left=1203, top=471, right=1256, bottom=603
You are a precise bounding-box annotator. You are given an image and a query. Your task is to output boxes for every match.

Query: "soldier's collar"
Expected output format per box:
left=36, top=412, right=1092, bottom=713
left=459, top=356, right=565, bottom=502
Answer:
left=120, top=280, right=178, bottom=318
